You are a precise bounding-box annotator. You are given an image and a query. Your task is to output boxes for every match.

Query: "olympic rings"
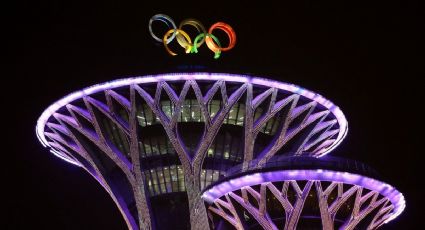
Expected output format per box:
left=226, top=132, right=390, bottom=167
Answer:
left=149, top=14, right=236, bottom=59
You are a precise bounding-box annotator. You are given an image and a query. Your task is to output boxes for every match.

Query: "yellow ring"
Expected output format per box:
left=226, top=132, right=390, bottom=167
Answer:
left=163, top=29, right=192, bottom=56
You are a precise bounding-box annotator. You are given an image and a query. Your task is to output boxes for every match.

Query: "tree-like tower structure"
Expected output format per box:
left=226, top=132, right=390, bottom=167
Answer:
left=36, top=73, right=404, bottom=229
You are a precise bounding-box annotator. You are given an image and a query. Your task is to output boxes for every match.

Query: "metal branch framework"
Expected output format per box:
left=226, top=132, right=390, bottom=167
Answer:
left=208, top=181, right=394, bottom=230
left=35, top=73, right=404, bottom=230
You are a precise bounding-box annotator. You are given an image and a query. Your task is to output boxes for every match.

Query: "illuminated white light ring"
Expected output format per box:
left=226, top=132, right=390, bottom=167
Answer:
left=36, top=73, right=348, bottom=162
left=201, top=169, right=405, bottom=224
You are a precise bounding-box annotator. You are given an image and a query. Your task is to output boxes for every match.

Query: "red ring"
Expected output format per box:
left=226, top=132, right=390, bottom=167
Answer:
left=205, top=22, right=236, bottom=53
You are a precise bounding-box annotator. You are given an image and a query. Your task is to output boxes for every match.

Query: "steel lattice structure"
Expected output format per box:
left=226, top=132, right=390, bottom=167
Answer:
left=203, top=164, right=405, bottom=230
left=36, top=73, right=404, bottom=230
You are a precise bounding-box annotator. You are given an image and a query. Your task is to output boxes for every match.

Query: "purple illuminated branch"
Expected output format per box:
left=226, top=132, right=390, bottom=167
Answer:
left=50, top=149, right=82, bottom=166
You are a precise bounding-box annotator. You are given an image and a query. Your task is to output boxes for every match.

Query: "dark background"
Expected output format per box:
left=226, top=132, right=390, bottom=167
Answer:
left=9, top=0, right=422, bottom=229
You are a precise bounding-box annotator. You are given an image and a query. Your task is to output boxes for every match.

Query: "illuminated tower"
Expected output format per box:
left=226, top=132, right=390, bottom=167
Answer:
left=36, top=73, right=404, bottom=229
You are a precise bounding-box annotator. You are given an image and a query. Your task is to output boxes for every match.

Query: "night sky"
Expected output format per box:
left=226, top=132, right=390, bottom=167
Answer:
left=9, top=0, right=422, bottom=229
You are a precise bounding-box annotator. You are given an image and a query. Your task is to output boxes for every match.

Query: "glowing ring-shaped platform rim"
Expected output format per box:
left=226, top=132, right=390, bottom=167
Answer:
left=36, top=73, right=348, bottom=162
left=201, top=169, right=405, bottom=224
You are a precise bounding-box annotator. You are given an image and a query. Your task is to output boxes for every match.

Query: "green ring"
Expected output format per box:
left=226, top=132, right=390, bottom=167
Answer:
left=192, top=33, right=222, bottom=59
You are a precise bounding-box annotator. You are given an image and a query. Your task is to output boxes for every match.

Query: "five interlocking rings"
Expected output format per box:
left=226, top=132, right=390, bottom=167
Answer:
left=149, top=14, right=236, bottom=59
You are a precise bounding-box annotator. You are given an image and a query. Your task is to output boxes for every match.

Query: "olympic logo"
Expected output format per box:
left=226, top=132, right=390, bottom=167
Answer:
left=149, top=14, right=236, bottom=59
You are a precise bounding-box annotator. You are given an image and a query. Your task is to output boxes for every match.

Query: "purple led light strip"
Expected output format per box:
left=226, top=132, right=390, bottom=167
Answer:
left=36, top=73, right=348, bottom=164
left=202, top=169, right=405, bottom=224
